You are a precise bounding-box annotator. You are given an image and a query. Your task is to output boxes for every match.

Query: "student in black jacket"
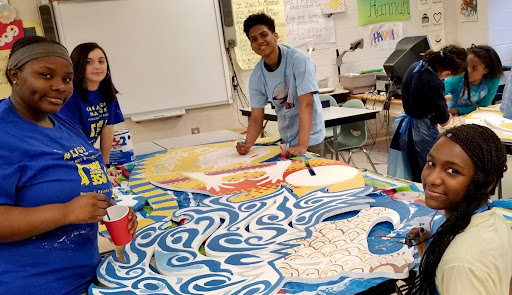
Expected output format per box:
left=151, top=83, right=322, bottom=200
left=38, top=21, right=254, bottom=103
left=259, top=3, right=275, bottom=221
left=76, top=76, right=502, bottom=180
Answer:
left=388, top=45, right=467, bottom=182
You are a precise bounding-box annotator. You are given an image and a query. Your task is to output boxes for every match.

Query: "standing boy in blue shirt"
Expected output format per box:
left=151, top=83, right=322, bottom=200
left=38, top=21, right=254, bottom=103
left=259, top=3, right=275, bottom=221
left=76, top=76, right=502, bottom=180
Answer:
left=236, top=13, right=325, bottom=157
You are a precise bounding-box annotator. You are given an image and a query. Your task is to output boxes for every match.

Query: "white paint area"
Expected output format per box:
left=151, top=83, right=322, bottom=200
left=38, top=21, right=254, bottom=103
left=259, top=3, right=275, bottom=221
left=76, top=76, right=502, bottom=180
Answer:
left=285, top=165, right=359, bottom=187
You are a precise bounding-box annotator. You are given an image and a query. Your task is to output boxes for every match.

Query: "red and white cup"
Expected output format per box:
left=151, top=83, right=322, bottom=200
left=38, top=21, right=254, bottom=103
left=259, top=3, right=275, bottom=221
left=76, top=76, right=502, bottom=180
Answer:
left=103, top=205, right=133, bottom=246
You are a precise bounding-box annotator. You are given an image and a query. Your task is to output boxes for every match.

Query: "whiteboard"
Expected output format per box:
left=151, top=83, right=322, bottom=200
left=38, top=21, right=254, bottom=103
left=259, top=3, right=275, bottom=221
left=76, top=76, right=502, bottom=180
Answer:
left=53, top=0, right=232, bottom=118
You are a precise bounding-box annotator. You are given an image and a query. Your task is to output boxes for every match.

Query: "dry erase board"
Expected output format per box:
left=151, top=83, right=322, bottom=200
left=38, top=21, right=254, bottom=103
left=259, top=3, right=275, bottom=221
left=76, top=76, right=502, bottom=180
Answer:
left=52, top=0, right=232, bottom=118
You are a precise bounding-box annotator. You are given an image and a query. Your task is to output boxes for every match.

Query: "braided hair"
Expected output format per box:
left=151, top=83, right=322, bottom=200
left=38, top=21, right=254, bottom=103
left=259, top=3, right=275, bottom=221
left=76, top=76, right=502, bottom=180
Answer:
left=424, top=45, right=471, bottom=103
left=415, top=124, right=507, bottom=294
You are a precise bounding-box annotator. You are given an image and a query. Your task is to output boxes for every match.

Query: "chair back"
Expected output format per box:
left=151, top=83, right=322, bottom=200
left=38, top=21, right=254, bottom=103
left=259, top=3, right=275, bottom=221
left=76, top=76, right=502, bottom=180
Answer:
left=320, top=94, right=338, bottom=138
left=337, top=99, right=368, bottom=149
left=319, top=94, right=337, bottom=108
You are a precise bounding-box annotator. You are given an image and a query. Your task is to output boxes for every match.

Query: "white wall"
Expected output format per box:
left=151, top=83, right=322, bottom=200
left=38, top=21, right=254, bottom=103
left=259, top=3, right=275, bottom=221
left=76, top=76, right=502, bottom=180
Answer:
left=12, top=0, right=512, bottom=144
left=488, top=0, right=512, bottom=66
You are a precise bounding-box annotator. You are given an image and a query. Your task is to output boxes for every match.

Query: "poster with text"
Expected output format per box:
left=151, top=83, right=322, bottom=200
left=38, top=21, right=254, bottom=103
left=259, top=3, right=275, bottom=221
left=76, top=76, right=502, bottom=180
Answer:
left=357, top=0, right=411, bottom=25
left=460, top=0, right=477, bottom=22
left=284, top=0, right=335, bottom=47
left=368, top=22, right=402, bottom=49
left=232, top=0, right=288, bottom=70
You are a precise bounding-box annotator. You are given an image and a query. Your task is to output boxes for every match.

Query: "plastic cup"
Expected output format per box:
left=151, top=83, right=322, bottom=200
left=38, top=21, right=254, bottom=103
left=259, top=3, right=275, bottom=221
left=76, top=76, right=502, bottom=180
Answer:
left=103, top=205, right=132, bottom=246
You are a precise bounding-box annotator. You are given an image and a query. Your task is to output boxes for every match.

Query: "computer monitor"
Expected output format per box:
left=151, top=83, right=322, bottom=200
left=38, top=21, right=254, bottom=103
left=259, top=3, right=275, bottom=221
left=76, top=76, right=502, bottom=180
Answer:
left=383, top=36, right=432, bottom=84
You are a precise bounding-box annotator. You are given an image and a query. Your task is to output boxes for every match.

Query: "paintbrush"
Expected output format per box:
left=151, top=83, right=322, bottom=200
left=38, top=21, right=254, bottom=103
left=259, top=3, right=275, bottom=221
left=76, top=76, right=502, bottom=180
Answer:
left=377, top=234, right=421, bottom=240
left=303, top=158, right=316, bottom=176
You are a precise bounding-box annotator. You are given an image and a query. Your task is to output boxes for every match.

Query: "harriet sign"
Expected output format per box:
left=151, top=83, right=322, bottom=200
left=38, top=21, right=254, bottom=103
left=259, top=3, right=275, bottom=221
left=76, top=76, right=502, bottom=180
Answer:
left=358, top=0, right=411, bottom=25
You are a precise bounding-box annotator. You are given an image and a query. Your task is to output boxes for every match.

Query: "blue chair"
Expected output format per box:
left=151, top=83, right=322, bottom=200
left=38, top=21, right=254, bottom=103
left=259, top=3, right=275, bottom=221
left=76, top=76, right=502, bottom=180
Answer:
left=334, top=99, right=377, bottom=172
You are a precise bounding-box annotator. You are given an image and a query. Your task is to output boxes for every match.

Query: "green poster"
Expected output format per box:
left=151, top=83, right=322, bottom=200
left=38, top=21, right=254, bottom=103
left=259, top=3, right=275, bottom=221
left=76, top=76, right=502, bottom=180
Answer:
left=357, top=0, right=410, bottom=25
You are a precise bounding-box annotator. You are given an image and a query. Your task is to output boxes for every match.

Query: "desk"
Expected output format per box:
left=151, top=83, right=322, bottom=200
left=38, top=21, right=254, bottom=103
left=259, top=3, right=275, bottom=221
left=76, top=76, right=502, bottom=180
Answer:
left=240, top=107, right=379, bottom=160
left=153, top=130, right=241, bottom=149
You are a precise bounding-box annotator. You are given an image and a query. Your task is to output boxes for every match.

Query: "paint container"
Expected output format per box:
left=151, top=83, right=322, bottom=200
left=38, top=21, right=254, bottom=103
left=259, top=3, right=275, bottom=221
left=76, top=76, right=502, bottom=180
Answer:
left=109, top=129, right=135, bottom=165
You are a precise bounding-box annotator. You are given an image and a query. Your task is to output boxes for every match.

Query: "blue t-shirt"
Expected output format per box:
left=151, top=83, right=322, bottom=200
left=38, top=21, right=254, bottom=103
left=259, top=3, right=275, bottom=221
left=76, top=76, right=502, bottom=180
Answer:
left=445, top=75, right=501, bottom=115
left=249, top=44, right=325, bottom=146
left=59, top=89, right=125, bottom=144
left=0, top=99, right=113, bottom=295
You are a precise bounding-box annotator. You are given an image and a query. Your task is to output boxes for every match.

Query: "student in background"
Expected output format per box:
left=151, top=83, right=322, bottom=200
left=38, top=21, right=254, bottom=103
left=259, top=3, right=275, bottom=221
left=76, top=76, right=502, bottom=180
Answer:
left=445, top=44, right=503, bottom=115
left=236, top=13, right=325, bottom=157
left=0, top=36, right=137, bottom=295
left=407, top=124, right=512, bottom=295
left=387, top=45, right=467, bottom=182
left=59, top=42, right=124, bottom=186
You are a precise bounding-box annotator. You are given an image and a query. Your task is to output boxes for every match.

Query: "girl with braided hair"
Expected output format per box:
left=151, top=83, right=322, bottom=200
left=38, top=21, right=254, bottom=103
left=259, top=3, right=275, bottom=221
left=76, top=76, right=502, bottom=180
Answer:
left=445, top=44, right=503, bottom=115
left=388, top=45, right=467, bottom=182
left=407, top=124, right=512, bottom=295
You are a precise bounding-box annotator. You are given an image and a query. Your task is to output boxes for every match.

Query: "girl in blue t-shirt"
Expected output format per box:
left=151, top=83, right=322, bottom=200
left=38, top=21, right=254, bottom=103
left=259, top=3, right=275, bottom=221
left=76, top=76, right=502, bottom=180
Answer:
left=445, top=44, right=503, bottom=115
left=59, top=43, right=125, bottom=185
left=0, top=37, right=137, bottom=295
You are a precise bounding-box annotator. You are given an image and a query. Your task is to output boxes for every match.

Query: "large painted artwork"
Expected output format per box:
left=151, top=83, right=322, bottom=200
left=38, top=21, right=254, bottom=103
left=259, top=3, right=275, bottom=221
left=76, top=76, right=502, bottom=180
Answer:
left=89, top=186, right=416, bottom=294
left=92, top=142, right=434, bottom=294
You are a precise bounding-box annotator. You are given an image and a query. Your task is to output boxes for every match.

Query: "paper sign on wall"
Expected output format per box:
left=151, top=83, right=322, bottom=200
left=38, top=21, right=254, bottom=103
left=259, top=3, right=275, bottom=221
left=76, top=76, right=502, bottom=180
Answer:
left=284, top=0, right=335, bottom=47
left=368, top=22, right=402, bottom=49
left=357, top=0, right=411, bottom=25
left=232, top=0, right=288, bottom=70
left=428, top=29, right=445, bottom=51
left=460, top=0, right=477, bottom=22
left=418, top=0, right=445, bottom=50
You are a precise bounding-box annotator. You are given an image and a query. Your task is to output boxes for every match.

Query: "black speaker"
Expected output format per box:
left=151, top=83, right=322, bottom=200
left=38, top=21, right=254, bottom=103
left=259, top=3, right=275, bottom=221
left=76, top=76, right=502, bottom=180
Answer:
left=218, top=0, right=236, bottom=48
left=38, top=4, right=59, bottom=42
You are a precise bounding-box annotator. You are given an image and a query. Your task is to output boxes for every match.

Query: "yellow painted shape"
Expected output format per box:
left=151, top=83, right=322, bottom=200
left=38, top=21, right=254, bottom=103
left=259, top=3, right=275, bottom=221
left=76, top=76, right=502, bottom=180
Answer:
left=153, top=202, right=178, bottom=209
left=139, top=189, right=167, bottom=198
left=149, top=195, right=175, bottom=203
left=151, top=209, right=175, bottom=218
left=136, top=141, right=280, bottom=177
left=255, top=136, right=281, bottom=144
left=136, top=218, right=155, bottom=230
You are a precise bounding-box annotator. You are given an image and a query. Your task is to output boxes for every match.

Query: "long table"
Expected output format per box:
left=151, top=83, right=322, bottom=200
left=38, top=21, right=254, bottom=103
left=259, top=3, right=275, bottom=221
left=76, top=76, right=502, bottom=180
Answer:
left=240, top=107, right=379, bottom=160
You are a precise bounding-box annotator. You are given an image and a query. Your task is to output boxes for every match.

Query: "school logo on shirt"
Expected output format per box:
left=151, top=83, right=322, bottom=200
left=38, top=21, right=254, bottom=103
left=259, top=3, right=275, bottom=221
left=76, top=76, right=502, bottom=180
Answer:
left=272, top=81, right=294, bottom=110
left=76, top=161, right=108, bottom=186
left=63, top=146, right=109, bottom=186
left=86, top=102, right=109, bottom=140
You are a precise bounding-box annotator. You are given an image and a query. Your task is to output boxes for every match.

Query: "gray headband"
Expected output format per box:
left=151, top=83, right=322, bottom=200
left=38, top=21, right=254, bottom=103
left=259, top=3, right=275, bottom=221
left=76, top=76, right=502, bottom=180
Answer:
left=7, top=42, right=72, bottom=69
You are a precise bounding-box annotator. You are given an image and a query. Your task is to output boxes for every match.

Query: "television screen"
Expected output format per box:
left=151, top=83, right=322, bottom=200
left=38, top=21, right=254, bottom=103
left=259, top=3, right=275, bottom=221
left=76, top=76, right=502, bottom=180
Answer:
left=383, top=36, right=432, bottom=83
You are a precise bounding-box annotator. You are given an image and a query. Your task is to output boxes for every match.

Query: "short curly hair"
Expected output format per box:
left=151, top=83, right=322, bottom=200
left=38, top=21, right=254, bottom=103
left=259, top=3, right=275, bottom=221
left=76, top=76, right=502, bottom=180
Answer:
left=243, top=13, right=275, bottom=38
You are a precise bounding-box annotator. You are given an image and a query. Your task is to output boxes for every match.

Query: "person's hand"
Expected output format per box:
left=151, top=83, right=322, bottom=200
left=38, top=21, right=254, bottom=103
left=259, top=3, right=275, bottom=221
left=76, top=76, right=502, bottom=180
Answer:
left=448, top=108, right=459, bottom=116
left=65, top=193, right=109, bottom=224
left=440, top=114, right=452, bottom=127
left=108, top=168, right=121, bottom=177
left=406, top=227, right=430, bottom=257
left=236, top=141, right=251, bottom=155
left=287, top=145, right=307, bottom=157
left=109, top=175, right=120, bottom=187
left=127, top=207, right=138, bottom=238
